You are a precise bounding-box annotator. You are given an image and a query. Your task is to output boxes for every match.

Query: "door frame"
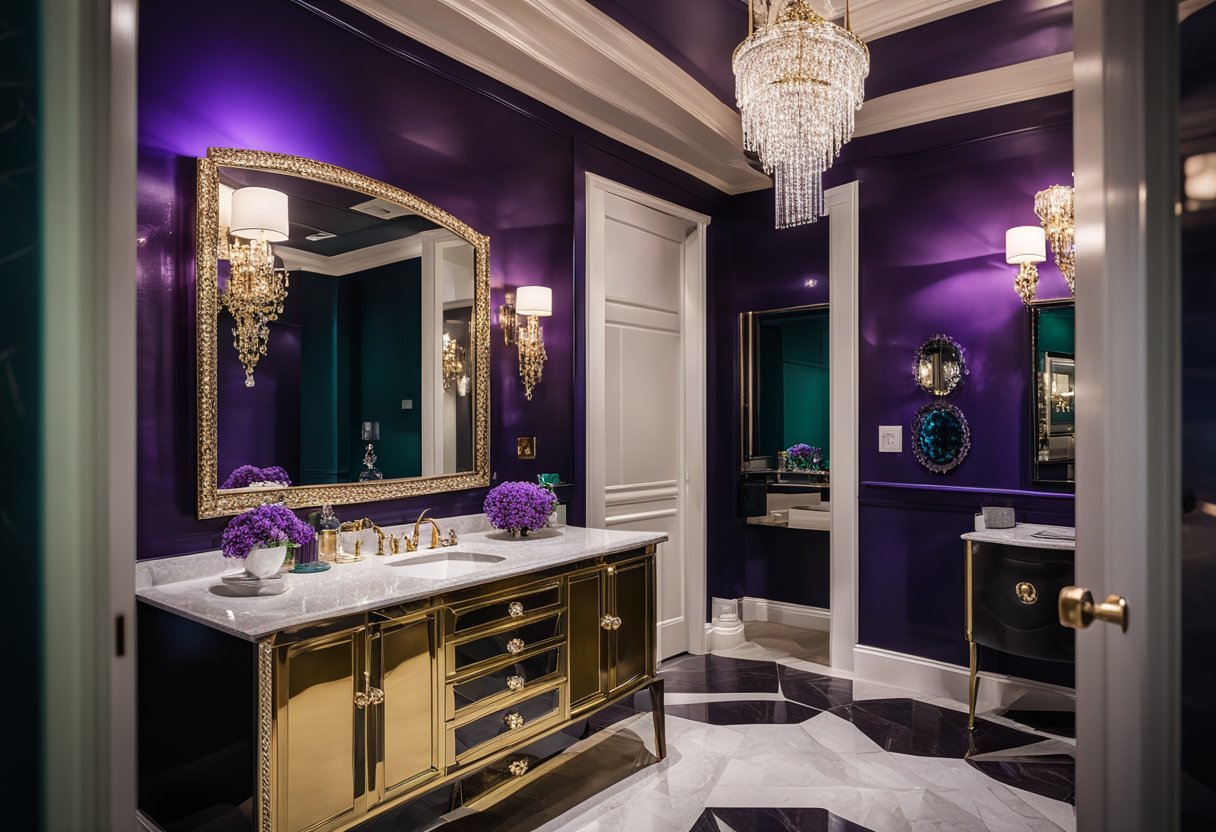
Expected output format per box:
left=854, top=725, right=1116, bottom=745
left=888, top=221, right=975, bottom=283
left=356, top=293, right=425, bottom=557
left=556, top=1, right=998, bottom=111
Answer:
left=1073, top=0, right=1180, bottom=829
left=584, top=173, right=710, bottom=657
left=825, top=181, right=861, bottom=672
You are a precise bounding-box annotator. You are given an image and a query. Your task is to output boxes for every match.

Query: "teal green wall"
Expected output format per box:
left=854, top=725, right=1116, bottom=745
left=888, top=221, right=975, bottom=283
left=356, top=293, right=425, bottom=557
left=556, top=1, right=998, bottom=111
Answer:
left=298, top=260, right=422, bottom=484
left=757, top=309, right=830, bottom=459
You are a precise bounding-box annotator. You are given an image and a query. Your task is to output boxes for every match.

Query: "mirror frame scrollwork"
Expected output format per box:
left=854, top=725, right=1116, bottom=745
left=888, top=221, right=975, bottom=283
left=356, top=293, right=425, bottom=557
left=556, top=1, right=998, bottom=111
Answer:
left=196, top=148, right=491, bottom=519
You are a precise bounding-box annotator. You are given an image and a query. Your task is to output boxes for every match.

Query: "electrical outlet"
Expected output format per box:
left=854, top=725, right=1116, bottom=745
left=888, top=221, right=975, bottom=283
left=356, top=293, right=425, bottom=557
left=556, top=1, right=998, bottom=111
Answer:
left=879, top=425, right=902, bottom=453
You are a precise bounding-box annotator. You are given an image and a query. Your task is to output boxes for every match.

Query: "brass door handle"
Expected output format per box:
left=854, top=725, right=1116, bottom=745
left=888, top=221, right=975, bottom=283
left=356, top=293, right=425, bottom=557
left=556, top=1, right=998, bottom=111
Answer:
left=1058, top=586, right=1128, bottom=632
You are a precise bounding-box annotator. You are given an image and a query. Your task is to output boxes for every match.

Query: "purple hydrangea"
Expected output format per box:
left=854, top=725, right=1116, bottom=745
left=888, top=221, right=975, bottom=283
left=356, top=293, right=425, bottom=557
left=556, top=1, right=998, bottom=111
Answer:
left=786, top=443, right=824, bottom=470
left=221, top=465, right=292, bottom=490
left=483, top=481, right=557, bottom=533
left=222, top=503, right=315, bottom=559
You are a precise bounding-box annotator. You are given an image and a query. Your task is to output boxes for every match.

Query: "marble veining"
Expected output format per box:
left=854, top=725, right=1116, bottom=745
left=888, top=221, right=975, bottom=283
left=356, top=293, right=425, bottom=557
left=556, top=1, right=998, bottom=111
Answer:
left=961, top=523, right=1076, bottom=551
left=135, top=524, right=665, bottom=640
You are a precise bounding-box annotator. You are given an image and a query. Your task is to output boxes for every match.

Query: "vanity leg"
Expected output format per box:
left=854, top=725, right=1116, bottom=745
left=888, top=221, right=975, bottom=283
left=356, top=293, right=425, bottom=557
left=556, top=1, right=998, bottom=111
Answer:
left=968, top=639, right=979, bottom=733
left=449, top=779, right=464, bottom=812
left=648, top=679, right=667, bottom=761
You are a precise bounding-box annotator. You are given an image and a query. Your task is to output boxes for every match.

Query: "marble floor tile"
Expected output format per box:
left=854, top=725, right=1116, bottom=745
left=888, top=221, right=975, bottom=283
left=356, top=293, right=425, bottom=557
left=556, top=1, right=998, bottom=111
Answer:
left=666, top=699, right=821, bottom=726
left=829, top=699, right=1044, bottom=759
left=660, top=654, right=780, bottom=695
left=778, top=664, right=855, bottom=711
left=691, top=806, right=878, bottom=832
left=742, top=622, right=832, bottom=665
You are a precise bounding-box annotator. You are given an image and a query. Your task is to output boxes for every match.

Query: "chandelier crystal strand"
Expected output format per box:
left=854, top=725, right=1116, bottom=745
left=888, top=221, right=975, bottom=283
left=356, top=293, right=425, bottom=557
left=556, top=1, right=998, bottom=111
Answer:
left=221, top=233, right=290, bottom=387
left=1034, top=185, right=1076, bottom=294
left=517, top=316, right=547, bottom=401
left=734, top=0, right=869, bottom=228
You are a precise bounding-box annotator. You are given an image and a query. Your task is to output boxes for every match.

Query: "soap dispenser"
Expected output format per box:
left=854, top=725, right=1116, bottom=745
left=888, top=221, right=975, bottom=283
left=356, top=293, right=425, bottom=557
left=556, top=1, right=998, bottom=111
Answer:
left=318, top=504, right=340, bottom=562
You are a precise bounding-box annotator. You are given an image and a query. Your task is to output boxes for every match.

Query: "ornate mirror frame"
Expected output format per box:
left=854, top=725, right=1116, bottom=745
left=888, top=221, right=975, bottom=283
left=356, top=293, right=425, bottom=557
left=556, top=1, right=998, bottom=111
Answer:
left=196, top=148, right=491, bottom=518
left=912, top=333, right=967, bottom=396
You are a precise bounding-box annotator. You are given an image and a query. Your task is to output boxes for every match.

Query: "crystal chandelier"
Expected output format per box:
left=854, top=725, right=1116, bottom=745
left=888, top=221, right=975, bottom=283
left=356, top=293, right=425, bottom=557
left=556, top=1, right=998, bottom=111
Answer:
left=218, top=186, right=291, bottom=387
left=733, top=0, right=869, bottom=228
left=1034, top=185, right=1075, bottom=295
left=514, top=286, right=551, bottom=401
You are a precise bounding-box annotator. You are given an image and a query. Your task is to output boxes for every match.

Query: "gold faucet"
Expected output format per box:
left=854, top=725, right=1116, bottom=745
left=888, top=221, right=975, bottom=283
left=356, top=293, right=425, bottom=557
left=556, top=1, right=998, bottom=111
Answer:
left=406, top=510, right=459, bottom=551
left=339, top=518, right=387, bottom=556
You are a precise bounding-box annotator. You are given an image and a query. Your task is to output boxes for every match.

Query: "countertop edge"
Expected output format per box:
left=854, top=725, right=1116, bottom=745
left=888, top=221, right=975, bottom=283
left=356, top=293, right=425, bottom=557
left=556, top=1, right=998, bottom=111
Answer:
left=136, top=530, right=668, bottom=642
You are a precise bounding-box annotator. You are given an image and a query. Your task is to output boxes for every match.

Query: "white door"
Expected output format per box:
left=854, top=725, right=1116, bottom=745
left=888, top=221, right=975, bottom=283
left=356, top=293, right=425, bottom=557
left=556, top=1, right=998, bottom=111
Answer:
left=1071, top=0, right=1180, bottom=829
left=586, top=175, right=708, bottom=660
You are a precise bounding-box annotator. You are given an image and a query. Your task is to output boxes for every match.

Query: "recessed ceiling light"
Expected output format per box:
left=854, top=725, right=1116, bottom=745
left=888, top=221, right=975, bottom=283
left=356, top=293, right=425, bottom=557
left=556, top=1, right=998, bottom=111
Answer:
left=305, top=231, right=336, bottom=241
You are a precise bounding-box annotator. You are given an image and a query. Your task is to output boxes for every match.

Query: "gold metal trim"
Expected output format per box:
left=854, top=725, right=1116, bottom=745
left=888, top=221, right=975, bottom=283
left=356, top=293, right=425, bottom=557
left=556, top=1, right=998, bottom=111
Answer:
left=257, top=640, right=273, bottom=832
left=195, top=148, right=492, bottom=518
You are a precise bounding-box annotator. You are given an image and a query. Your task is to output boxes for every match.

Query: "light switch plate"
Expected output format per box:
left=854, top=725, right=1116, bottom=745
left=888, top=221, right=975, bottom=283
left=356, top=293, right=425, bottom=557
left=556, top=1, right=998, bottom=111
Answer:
left=879, top=425, right=902, bottom=453
left=401, top=399, right=413, bottom=410
left=517, top=436, right=537, bottom=460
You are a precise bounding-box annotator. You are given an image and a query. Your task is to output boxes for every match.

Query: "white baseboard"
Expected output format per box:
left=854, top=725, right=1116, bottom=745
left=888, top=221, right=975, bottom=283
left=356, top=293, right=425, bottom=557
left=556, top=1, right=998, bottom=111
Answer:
left=852, top=644, right=1075, bottom=712
left=740, top=597, right=831, bottom=632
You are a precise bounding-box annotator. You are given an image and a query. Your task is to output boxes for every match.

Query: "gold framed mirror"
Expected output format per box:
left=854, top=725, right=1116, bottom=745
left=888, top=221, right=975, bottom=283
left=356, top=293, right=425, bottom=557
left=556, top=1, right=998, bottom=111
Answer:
left=196, top=148, right=490, bottom=518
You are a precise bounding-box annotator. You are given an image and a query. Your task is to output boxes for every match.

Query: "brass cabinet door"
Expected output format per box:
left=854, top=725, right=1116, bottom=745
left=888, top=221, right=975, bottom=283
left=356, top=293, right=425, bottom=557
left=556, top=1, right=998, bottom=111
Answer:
left=608, top=557, right=653, bottom=695
left=371, top=613, right=441, bottom=804
left=566, top=567, right=609, bottom=712
left=274, top=625, right=368, bottom=832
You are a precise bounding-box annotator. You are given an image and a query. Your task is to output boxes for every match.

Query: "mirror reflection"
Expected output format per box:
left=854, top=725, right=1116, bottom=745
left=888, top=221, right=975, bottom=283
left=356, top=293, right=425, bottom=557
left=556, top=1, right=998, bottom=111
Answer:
left=914, top=334, right=966, bottom=396
left=1031, top=300, right=1075, bottom=483
left=740, top=305, right=830, bottom=472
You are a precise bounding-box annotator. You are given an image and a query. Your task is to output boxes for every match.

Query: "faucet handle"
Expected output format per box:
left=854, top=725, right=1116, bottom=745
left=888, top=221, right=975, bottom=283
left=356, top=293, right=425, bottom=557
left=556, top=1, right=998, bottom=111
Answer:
left=440, top=528, right=460, bottom=547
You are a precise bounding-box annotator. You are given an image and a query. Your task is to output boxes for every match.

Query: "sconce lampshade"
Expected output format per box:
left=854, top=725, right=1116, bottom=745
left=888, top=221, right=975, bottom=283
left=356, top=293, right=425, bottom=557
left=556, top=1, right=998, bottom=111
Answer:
left=515, top=285, right=552, bottom=317
left=230, top=187, right=290, bottom=242
left=219, top=183, right=234, bottom=230
left=1005, top=226, right=1047, bottom=265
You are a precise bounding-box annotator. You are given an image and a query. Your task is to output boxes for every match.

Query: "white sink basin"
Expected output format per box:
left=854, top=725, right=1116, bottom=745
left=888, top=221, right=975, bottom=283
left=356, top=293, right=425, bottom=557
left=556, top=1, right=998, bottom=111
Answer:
left=390, top=551, right=506, bottom=579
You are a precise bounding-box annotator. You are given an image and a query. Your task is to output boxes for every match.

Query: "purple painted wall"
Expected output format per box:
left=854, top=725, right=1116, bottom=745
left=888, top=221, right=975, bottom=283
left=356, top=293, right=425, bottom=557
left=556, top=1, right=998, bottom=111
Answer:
left=712, top=94, right=1076, bottom=684
left=136, top=0, right=726, bottom=559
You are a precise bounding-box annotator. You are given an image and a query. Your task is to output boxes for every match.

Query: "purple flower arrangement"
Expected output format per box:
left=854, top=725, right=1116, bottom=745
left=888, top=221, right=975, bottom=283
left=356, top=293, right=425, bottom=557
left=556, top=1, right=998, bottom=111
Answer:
left=483, top=481, right=557, bottom=535
left=221, top=464, right=292, bottom=490
left=222, top=503, right=316, bottom=559
left=785, top=443, right=824, bottom=470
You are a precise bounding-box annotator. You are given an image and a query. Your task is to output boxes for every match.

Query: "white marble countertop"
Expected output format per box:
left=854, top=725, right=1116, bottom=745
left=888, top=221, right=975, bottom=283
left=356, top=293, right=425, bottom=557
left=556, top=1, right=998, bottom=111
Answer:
left=961, top=523, right=1075, bottom=551
left=136, top=525, right=666, bottom=641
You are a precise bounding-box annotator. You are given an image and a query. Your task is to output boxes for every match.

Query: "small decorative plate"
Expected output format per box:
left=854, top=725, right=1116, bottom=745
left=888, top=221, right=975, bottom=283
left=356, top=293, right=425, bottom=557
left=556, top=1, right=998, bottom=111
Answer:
left=291, top=560, right=331, bottom=574
left=219, top=570, right=289, bottom=596
left=912, top=401, right=971, bottom=473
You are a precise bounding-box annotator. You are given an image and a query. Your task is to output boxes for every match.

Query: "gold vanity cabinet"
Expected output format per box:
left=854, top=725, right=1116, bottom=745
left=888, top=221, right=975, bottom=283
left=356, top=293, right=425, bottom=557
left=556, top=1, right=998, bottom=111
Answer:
left=269, top=618, right=371, bottom=832
left=367, top=608, right=442, bottom=807
left=567, top=549, right=657, bottom=714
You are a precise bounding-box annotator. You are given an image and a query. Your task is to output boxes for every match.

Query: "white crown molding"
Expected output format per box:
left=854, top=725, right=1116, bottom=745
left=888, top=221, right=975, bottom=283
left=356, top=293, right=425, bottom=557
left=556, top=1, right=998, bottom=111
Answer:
left=343, top=0, right=769, bottom=194
left=847, top=0, right=1002, bottom=41
left=854, top=52, right=1073, bottom=138
left=275, top=233, right=425, bottom=276
left=1180, top=0, right=1215, bottom=21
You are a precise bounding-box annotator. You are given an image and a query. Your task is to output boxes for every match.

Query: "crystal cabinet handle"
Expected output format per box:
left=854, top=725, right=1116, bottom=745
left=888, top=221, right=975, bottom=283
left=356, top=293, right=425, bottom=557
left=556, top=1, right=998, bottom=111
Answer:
left=600, top=615, right=615, bottom=631
left=503, top=711, right=525, bottom=730
left=506, top=637, right=525, bottom=655
left=508, top=601, right=525, bottom=618
left=506, top=675, right=525, bottom=692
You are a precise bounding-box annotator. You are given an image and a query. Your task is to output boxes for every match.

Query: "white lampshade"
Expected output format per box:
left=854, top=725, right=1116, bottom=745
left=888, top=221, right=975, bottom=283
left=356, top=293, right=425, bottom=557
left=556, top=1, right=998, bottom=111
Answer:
left=230, top=186, right=290, bottom=242
left=515, top=285, right=552, bottom=317
left=219, top=183, right=234, bottom=230
left=1005, top=225, right=1046, bottom=265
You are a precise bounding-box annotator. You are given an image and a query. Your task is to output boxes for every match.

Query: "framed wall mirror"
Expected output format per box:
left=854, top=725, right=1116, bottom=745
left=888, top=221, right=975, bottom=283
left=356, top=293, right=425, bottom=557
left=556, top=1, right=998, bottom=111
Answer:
left=913, top=334, right=967, bottom=396
left=1030, top=299, right=1075, bottom=484
left=739, top=304, right=830, bottom=472
left=196, top=148, right=490, bottom=518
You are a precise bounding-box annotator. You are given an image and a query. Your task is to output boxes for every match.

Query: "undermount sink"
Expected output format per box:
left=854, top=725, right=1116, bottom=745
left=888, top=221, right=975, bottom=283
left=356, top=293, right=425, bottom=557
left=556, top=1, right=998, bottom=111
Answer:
left=389, top=550, right=506, bottom=579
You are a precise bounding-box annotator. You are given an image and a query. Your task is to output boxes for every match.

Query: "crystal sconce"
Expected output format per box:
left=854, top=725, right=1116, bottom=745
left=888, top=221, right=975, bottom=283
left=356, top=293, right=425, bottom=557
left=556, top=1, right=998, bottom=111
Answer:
left=1005, top=226, right=1047, bottom=306
left=514, top=286, right=551, bottom=401
left=1034, top=184, right=1075, bottom=295
left=218, top=185, right=291, bottom=387
left=442, top=332, right=469, bottom=396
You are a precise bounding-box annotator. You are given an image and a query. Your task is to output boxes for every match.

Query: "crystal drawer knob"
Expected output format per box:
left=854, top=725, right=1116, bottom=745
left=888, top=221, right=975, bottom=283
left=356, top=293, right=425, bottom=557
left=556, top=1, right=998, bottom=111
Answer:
left=508, top=601, right=524, bottom=618
left=506, top=675, right=525, bottom=692
left=506, top=637, right=525, bottom=655
left=508, top=758, right=529, bottom=777
left=600, top=614, right=614, bottom=631
left=1015, top=581, right=1038, bottom=604
left=503, top=711, right=525, bottom=730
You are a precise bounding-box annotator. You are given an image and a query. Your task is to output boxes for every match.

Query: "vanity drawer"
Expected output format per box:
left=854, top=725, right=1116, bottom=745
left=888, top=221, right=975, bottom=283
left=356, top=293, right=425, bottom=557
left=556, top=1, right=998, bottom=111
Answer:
left=447, top=645, right=564, bottom=721
left=971, top=543, right=1074, bottom=662
left=449, top=580, right=563, bottom=635
left=445, top=612, right=565, bottom=677
left=448, top=684, right=565, bottom=767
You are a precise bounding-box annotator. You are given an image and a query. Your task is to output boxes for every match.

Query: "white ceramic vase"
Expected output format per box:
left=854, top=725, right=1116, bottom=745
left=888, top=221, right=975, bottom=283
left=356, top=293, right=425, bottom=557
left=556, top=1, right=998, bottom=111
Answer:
left=245, top=544, right=287, bottom=579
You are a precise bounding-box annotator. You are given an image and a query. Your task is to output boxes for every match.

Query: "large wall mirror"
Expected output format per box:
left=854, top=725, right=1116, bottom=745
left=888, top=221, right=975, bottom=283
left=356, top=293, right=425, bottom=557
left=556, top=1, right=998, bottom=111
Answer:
left=196, top=148, right=490, bottom=518
left=1030, top=299, right=1075, bottom=484
left=740, top=304, right=830, bottom=471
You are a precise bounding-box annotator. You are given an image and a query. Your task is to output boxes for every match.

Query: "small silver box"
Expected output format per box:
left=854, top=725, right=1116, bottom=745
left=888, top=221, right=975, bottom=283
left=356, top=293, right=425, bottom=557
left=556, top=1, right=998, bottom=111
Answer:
left=981, top=506, right=1016, bottom=529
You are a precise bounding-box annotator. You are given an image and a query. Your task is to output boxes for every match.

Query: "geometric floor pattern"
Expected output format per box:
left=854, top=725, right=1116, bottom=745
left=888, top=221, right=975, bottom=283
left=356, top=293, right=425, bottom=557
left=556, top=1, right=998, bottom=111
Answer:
left=359, top=631, right=1076, bottom=832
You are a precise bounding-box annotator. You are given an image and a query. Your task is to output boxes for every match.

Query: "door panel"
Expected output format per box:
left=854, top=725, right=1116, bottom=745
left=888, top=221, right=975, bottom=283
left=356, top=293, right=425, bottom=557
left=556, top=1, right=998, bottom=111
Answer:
left=376, top=615, right=438, bottom=801
left=567, top=568, right=608, bottom=711
left=610, top=558, right=652, bottom=694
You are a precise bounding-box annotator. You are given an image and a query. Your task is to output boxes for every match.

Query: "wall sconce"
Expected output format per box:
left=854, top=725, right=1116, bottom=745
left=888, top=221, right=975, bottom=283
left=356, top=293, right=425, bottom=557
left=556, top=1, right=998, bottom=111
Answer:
left=220, top=186, right=291, bottom=387
left=442, top=331, right=470, bottom=397
left=514, top=285, right=551, bottom=401
left=1006, top=225, right=1047, bottom=306
left=1034, top=184, right=1075, bottom=295
left=498, top=291, right=517, bottom=345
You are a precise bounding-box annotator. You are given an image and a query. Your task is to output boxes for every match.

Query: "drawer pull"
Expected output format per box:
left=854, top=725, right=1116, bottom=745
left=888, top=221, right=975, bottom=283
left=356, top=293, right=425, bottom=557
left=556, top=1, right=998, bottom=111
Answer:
left=1015, top=581, right=1038, bottom=605
left=508, top=601, right=525, bottom=618
left=354, top=673, right=383, bottom=709
left=503, top=711, right=525, bottom=730
left=506, top=675, right=525, bottom=692
left=508, top=758, right=529, bottom=777
left=506, top=637, right=525, bottom=655
left=612, top=615, right=622, bottom=630
left=600, top=614, right=614, bottom=631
